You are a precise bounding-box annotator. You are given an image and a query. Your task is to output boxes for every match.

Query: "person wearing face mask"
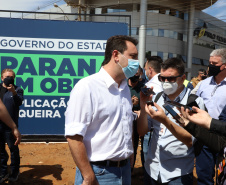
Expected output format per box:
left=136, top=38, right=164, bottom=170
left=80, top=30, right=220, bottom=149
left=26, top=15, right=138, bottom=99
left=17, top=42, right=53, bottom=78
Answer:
left=195, top=48, right=226, bottom=185
left=127, top=66, right=145, bottom=174
left=0, top=68, right=23, bottom=183
left=137, top=58, right=205, bottom=185
left=65, top=35, right=139, bottom=185
left=141, top=56, right=163, bottom=172
left=190, top=69, right=207, bottom=88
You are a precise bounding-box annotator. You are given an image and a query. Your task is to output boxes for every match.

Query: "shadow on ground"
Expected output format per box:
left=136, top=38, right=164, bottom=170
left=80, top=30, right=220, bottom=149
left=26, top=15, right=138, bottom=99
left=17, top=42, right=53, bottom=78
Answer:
left=2, top=164, right=63, bottom=185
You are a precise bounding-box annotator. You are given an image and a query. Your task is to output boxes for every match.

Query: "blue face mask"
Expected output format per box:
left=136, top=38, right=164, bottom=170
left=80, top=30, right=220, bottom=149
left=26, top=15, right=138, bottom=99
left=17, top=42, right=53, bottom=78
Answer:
left=145, top=71, right=149, bottom=81
left=118, top=54, right=139, bottom=79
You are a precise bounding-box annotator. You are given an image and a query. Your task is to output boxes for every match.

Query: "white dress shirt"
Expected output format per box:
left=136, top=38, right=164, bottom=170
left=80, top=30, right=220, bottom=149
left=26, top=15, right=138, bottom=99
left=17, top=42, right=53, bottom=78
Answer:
left=65, top=67, right=134, bottom=161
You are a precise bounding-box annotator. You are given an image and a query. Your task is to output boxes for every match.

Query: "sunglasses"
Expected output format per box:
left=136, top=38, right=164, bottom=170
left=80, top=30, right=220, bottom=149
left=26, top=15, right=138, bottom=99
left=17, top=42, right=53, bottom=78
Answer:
left=158, top=74, right=183, bottom=83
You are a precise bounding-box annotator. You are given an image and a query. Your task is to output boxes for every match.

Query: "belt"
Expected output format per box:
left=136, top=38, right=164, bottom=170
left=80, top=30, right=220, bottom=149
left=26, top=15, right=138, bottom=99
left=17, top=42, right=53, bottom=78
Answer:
left=90, top=159, right=128, bottom=167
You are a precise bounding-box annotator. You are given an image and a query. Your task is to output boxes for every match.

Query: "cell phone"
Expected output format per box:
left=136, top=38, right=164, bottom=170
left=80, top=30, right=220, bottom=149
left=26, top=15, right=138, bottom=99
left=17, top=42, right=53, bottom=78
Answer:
left=162, top=104, right=184, bottom=124
left=165, top=101, right=196, bottom=113
left=141, top=87, right=156, bottom=96
left=146, top=101, right=154, bottom=106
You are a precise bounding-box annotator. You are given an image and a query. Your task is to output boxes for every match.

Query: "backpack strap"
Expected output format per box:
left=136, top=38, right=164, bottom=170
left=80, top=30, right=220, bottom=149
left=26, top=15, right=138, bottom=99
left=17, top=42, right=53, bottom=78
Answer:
left=148, top=91, right=163, bottom=145
left=186, top=94, right=199, bottom=108
left=154, top=91, right=163, bottom=103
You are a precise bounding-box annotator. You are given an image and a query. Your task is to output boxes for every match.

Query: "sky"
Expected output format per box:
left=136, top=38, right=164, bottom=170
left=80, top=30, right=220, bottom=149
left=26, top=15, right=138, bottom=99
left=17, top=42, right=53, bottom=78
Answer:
left=203, top=0, right=226, bottom=22
left=0, top=0, right=226, bottom=22
left=0, top=0, right=66, bottom=12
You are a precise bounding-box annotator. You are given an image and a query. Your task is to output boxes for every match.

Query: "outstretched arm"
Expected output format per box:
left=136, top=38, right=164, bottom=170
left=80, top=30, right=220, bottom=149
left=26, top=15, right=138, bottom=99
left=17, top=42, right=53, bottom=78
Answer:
left=179, top=107, right=212, bottom=130
left=145, top=102, right=193, bottom=147
left=0, top=99, right=21, bottom=145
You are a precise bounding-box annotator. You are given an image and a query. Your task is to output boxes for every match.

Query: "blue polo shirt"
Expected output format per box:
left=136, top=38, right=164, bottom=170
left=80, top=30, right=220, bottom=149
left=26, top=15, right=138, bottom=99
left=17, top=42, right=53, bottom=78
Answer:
left=196, top=76, right=226, bottom=119
left=145, top=87, right=205, bottom=183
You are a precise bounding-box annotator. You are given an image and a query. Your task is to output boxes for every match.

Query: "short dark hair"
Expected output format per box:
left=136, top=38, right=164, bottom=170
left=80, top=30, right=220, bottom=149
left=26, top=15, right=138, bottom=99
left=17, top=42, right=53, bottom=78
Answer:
left=198, top=69, right=205, bottom=73
left=101, top=35, right=138, bottom=66
left=146, top=56, right=163, bottom=73
left=161, top=58, right=185, bottom=76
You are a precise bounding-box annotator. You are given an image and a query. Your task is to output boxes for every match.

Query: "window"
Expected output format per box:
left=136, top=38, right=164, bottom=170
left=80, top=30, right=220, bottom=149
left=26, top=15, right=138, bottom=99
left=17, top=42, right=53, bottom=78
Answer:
left=131, top=27, right=138, bottom=35
left=107, top=9, right=126, bottom=13
left=157, top=51, right=163, bottom=59
left=148, top=10, right=159, bottom=13
left=175, top=11, right=179, bottom=18
left=169, top=31, right=177, bottom=39
left=165, top=10, right=170, bottom=15
left=203, top=59, right=209, bottom=66
left=183, top=34, right=187, bottom=42
left=192, top=58, right=201, bottom=65
left=158, top=29, right=164, bottom=37
left=168, top=53, right=174, bottom=58
left=151, top=51, right=158, bottom=56
left=147, top=28, right=158, bottom=36
left=182, top=56, right=187, bottom=63
left=178, top=33, right=183, bottom=41
left=164, top=30, right=170, bottom=38
left=184, top=13, right=188, bottom=21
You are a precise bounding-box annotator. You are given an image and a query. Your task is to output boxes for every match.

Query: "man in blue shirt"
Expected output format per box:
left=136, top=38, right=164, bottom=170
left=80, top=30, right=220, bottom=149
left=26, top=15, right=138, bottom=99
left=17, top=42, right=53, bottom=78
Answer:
left=196, top=48, right=226, bottom=185
left=137, top=58, right=205, bottom=185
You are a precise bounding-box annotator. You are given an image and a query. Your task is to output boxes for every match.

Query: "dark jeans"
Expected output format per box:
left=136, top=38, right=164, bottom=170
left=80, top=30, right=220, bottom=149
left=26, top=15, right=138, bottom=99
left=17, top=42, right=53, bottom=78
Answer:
left=196, top=145, right=216, bottom=185
left=144, top=169, right=193, bottom=185
left=0, top=125, right=20, bottom=176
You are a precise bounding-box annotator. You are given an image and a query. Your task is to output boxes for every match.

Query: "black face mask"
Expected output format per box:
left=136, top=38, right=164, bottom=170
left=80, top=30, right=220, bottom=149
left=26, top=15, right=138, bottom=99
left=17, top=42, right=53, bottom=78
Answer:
left=208, top=64, right=222, bottom=77
left=3, top=76, right=14, bottom=87
left=201, top=75, right=207, bottom=80
left=129, top=75, right=140, bottom=83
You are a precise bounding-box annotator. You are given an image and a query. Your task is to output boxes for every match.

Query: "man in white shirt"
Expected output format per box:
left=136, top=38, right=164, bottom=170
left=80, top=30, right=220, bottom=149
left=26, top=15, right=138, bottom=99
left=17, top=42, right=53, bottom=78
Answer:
left=65, top=35, right=139, bottom=185
left=142, top=56, right=163, bottom=166
left=144, top=56, right=163, bottom=94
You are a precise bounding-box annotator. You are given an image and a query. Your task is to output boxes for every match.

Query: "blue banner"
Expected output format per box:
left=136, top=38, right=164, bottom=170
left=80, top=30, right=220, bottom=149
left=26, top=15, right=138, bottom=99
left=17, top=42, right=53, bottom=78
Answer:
left=0, top=17, right=128, bottom=135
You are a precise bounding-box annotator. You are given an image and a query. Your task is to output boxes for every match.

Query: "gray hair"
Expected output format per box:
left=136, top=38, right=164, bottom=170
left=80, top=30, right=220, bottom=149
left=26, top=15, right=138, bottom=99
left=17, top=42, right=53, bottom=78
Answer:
left=210, top=48, right=226, bottom=64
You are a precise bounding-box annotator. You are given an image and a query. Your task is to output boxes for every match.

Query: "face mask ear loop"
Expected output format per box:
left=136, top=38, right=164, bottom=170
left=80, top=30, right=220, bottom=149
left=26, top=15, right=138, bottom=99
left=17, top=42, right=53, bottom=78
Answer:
left=118, top=62, right=123, bottom=69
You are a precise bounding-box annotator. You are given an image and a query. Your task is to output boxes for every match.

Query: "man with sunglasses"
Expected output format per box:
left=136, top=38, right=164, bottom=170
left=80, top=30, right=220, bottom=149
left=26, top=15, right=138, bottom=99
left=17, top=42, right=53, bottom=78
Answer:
left=195, top=48, right=226, bottom=185
left=137, top=58, right=205, bottom=185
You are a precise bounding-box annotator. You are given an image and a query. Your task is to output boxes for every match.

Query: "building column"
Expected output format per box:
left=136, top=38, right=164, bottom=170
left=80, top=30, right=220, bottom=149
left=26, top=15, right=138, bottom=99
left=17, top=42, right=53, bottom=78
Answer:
left=138, top=0, right=147, bottom=68
left=186, top=2, right=195, bottom=80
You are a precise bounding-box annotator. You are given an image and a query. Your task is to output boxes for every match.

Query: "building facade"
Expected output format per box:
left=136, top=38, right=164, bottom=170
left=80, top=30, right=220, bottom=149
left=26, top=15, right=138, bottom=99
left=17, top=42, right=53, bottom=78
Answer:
left=29, top=0, right=226, bottom=77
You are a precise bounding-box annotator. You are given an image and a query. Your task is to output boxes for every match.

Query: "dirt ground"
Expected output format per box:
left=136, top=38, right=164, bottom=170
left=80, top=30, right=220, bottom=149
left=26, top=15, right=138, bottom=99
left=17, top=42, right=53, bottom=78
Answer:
left=2, top=142, right=199, bottom=185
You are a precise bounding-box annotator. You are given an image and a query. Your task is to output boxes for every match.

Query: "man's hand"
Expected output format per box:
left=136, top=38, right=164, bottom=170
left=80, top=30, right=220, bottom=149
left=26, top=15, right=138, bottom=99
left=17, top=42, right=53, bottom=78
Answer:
left=12, top=127, right=21, bottom=145
left=131, top=96, right=139, bottom=106
left=145, top=102, right=167, bottom=123
left=82, top=176, right=99, bottom=185
left=179, top=106, right=212, bottom=130
left=7, top=84, right=17, bottom=96
left=140, top=86, right=153, bottom=110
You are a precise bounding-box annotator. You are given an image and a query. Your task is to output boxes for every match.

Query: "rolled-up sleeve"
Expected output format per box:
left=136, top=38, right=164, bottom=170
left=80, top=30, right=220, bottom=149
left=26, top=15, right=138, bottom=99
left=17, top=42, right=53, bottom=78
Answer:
left=65, top=80, right=93, bottom=137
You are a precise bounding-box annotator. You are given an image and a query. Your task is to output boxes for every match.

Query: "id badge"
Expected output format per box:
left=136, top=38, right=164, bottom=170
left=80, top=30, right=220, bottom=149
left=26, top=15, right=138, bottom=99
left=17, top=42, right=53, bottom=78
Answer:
left=159, top=123, right=166, bottom=136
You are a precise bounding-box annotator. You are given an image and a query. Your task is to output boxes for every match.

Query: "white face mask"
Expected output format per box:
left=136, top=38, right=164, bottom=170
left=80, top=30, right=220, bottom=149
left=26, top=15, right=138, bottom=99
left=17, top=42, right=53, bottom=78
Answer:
left=161, top=82, right=178, bottom=95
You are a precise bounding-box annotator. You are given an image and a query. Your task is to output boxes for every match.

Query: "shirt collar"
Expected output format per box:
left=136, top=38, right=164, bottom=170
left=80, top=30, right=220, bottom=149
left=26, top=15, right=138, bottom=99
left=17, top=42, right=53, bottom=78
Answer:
left=210, top=76, right=226, bottom=85
left=99, top=67, right=127, bottom=90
